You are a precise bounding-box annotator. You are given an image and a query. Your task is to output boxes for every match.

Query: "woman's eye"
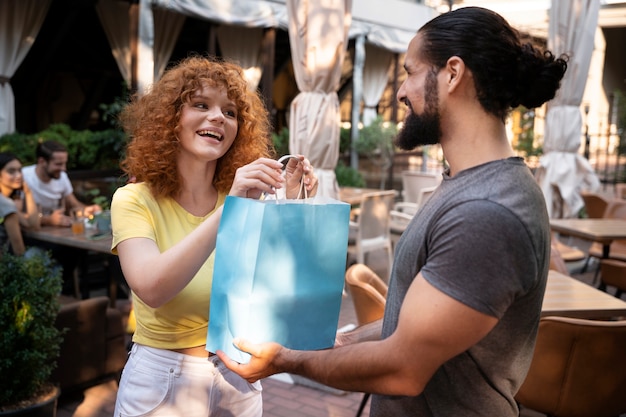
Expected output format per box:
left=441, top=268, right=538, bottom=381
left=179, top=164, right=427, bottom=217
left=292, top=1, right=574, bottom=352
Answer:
left=224, top=109, right=237, bottom=118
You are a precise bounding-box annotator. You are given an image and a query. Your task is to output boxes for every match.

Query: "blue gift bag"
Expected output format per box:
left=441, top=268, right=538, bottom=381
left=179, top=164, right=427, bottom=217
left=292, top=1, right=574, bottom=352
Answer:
left=207, top=195, right=350, bottom=363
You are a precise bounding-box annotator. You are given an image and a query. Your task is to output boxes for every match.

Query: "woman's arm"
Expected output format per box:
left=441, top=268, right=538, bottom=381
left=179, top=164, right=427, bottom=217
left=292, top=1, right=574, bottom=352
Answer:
left=4, top=213, right=26, bottom=256
left=19, top=182, right=41, bottom=230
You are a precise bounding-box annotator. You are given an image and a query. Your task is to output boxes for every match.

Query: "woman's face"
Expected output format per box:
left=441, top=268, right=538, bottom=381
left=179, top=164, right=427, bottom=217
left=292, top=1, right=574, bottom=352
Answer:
left=0, top=158, right=23, bottom=193
left=177, top=83, right=239, bottom=163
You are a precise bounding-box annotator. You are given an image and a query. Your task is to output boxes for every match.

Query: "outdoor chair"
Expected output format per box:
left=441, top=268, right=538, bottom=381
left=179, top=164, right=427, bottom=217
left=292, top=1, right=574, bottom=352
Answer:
left=52, top=296, right=127, bottom=393
left=549, top=242, right=571, bottom=275
left=583, top=200, right=626, bottom=279
left=347, top=190, right=397, bottom=279
left=599, top=258, right=626, bottom=298
left=580, top=191, right=610, bottom=219
left=343, top=264, right=388, bottom=417
left=515, top=316, right=626, bottom=417
left=344, top=263, right=388, bottom=326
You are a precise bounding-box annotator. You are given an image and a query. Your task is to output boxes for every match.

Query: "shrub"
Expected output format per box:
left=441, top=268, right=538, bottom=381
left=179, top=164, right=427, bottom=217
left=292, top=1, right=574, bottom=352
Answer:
left=0, top=251, right=63, bottom=408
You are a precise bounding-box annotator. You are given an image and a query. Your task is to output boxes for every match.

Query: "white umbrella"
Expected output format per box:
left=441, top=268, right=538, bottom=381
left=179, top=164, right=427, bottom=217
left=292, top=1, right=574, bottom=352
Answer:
left=287, top=0, right=352, bottom=199
left=535, top=0, right=601, bottom=218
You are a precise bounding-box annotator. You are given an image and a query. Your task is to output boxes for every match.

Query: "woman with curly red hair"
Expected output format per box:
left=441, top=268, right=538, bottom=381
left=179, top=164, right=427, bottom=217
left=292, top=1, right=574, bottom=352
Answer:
left=111, top=56, right=316, bottom=416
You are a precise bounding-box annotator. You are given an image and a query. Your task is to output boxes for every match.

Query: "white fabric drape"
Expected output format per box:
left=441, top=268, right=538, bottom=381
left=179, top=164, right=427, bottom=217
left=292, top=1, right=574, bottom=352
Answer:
left=287, top=0, right=352, bottom=199
left=216, top=26, right=263, bottom=91
left=0, top=0, right=50, bottom=135
left=153, top=7, right=185, bottom=81
left=96, top=0, right=132, bottom=85
left=535, top=0, right=601, bottom=218
left=151, top=0, right=287, bottom=28
left=98, top=1, right=184, bottom=94
left=362, top=43, right=392, bottom=126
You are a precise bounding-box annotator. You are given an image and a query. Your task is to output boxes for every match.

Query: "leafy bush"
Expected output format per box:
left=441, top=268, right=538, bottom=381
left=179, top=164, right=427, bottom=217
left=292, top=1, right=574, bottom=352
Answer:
left=0, top=251, right=63, bottom=408
left=335, top=160, right=366, bottom=187
left=271, top=127, right=290, bottom=157
left=0, top=124, right=126, bottom=171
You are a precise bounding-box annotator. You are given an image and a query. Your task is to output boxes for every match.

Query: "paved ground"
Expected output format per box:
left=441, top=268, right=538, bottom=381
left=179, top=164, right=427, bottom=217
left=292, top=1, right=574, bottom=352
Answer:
left=55, top=238, right=622, bottom=417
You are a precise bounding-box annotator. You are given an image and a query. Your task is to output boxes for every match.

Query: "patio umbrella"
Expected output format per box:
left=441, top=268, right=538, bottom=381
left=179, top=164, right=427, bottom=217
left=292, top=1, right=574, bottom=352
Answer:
left=535, top=0, right=601, bottom=218
left=287, top=0, right=352, bottom=199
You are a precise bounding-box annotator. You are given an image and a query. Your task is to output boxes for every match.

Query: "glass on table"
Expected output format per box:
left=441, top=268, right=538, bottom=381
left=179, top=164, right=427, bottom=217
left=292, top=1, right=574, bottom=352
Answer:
left=71, top=208, right=85, bottom=235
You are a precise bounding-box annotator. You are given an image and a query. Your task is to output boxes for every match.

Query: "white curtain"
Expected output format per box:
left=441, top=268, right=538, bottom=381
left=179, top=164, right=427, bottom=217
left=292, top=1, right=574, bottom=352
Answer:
left=217, top=26, right=263, bottom=91
left=153, top=7, right=185, bottom=81
left=287, top=0, right=352, bottom=199
left=362, top=43, right=392, bottom=126
left=0, top=0, right=51, bottom=135
left=96, top=0, right=132, bottom=85
left=535, top=0, right=601, bottom=218
left=98, top=0, right=184, bottom=93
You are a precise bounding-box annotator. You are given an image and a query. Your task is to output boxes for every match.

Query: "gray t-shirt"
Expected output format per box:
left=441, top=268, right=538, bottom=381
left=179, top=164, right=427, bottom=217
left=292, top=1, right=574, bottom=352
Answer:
left=0, top=195, right=18, bottom=253
left=370, top=157, right=550, bottom=417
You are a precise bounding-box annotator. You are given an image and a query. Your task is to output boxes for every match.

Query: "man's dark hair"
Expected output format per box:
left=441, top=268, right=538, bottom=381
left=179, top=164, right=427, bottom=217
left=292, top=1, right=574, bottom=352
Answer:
left=36, top=140, right=67, bottom=162
left=418, top=6, right=568, bottom=121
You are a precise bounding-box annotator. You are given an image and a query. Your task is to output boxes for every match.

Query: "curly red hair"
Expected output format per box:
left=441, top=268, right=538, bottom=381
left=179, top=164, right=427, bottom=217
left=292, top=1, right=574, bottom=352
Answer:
left=119, top=55, right=273, bottom=198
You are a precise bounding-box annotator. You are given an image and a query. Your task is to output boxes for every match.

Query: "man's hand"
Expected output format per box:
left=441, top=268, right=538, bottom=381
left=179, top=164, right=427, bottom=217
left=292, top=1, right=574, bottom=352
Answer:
left=216, top=338, right=285, bottom=383
left=47, top=208, right=71, bottom=227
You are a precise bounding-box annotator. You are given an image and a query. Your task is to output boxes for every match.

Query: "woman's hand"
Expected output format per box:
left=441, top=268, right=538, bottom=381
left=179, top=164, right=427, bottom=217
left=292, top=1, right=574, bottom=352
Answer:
left=229, top=158, right=286, bottom=199
left=284, top=155, right=318, bottom=199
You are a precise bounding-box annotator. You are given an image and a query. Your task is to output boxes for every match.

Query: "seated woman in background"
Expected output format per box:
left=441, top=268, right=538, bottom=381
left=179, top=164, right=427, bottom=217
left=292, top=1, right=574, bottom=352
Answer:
left=0, top=152, right=40, bottom=230
left=0, top=194, right=25, bottom=255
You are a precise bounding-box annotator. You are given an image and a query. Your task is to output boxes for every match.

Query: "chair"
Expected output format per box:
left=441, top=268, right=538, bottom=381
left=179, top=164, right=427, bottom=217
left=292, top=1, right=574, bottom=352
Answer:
left=581, top=191, right=610, bottom=219
left=345, top=263, right=388, bottom=326
left=400, top=170, right=441, bottom=205
left=343, top=264, right=388, bottom=417
left=585, top=200, right=626, bottom=278
left=599, top=258, right=626, bottom=298
left=347, top=190, right=397, bottom=277
left=52, top=296, right=127, bottom=393
left=549, top=242, right=570, bottom=275
left=515, top=316, right=626, bottom=417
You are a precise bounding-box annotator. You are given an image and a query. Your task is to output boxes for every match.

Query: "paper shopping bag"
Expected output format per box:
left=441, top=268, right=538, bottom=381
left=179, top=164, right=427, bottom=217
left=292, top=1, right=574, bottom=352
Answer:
left=207, top=195, right=351, bottom=363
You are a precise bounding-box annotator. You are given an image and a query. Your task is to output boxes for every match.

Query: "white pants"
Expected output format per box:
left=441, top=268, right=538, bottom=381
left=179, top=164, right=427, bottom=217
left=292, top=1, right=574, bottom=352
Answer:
left=114, top=343, right=262, bottom=417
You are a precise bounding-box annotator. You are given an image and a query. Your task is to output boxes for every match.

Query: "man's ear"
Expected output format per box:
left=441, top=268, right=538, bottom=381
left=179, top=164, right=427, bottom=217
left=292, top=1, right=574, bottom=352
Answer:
left=444, top=56, right=466, bottom=93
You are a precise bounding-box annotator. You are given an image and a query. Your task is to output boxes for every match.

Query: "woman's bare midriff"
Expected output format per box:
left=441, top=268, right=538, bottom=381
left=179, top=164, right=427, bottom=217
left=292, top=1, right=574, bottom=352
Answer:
left=171, top=345, right=215, bottom=357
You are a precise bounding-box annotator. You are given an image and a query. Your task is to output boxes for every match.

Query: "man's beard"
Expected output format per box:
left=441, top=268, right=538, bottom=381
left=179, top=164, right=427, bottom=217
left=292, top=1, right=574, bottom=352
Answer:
left=394, top=72, right=442, bottom=151
left=45, top=167, right=61, bottom=180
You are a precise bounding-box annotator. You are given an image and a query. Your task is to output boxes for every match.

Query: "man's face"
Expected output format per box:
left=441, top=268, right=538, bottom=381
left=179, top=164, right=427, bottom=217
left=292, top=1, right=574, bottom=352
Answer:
left=394, top=34, right=443, bottom=151
left=42, top=151, right=68, bottom=180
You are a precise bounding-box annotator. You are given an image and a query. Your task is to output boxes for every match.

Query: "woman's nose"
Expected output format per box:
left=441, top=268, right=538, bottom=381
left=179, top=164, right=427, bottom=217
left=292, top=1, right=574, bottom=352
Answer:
left=206, top=107, right=225, bottom=122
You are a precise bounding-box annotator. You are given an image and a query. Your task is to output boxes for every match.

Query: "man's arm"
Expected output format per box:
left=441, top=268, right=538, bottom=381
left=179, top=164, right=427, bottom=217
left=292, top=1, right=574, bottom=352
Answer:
left=218, top=273, right=498, bottom=396
left=64, top=193, right=101, bottom=216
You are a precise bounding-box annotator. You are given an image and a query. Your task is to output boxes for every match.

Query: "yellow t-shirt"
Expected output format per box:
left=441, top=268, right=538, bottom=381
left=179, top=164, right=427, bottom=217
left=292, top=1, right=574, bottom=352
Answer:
left=111, top=182, right=226, bottom=349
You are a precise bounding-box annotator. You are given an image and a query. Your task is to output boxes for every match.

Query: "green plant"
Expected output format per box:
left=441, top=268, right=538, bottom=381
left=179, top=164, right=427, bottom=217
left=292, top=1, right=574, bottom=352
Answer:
left=335, top=160, right=366, bottom=187
left=271, top=127, right=290, bottom=157
left=84, top=188, right=111, bottom=211
left=0, top=124, right=126, bottom=171
left=0, top=250, right=63, bottom=410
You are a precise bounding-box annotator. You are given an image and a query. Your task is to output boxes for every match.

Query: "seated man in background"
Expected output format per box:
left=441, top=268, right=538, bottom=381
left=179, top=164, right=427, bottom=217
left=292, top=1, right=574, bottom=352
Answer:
left=23, top=140, right=101, bottom=227
left=22, top=140, right=102, bottom=295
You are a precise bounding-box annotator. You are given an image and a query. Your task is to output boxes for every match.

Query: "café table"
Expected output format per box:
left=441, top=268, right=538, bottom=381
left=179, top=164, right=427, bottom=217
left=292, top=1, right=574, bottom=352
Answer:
left=542, top=270, right=626, bottom=319
left=338, top=186, right=388, bottom=206
left=23, top=226, right=119, bottom=307
left=550, top=218, right=626, bottom=259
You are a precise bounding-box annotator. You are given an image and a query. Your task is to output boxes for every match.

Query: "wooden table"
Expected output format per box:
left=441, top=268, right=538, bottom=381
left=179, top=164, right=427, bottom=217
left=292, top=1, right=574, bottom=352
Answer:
left=542, top=270, right=626, bottom=319
left=24, top=226, right=119, bottom=306
left=24, top=226, right=112, bottom=253
left=339, top=187, right=394, bottom=206
left=550, top=218, right=626, bottom=258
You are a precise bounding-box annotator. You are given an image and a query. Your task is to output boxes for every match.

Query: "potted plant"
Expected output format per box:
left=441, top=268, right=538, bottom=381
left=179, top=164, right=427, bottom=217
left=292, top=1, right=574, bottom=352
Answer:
left=0, top=251, right=64, bottom=416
